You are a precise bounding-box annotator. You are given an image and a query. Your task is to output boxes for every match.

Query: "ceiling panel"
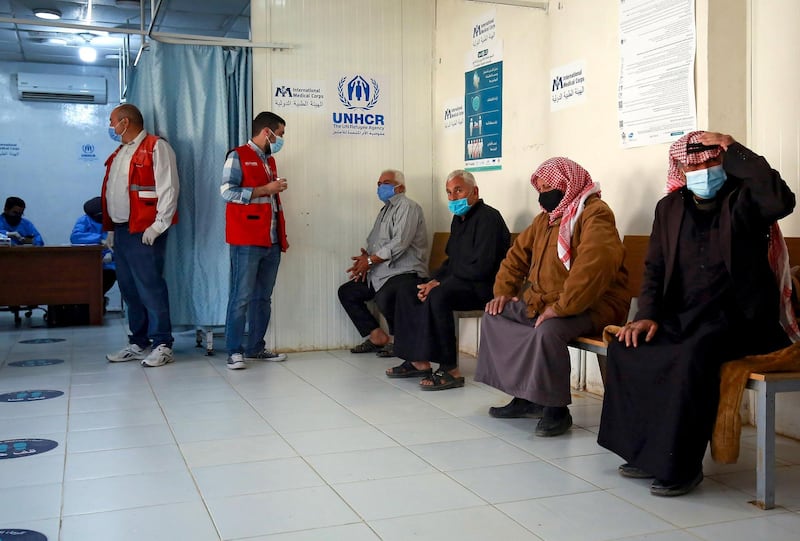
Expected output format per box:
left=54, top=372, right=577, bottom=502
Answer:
left=0, top=0, right=251, bottom=67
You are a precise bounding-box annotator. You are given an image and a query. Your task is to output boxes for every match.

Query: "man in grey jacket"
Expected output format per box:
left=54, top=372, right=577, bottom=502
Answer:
left=338, top=169, right=428, bottom=357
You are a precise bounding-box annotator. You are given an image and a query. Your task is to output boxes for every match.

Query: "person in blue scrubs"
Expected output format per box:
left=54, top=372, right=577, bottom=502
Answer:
left=0, top=196, right=44, bottom=245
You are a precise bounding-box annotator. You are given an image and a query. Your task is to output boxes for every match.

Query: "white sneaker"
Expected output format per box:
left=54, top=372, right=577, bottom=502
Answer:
left=227, top=353, right=246, bottom=370
left=141, top=344, right=174, bottom=367
left=107, top=344, right=149, bottom=362
left=245, top=349, right=287, bottom=362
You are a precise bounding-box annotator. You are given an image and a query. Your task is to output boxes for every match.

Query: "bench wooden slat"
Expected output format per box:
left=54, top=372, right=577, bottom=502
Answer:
left=749, top=371, right=800, bottom=382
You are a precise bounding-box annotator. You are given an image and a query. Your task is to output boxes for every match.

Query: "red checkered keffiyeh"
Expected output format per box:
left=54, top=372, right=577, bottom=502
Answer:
left=667, top=132, right=799, bottom=342
left=667, top=131, right=722, bottom=193
left=531, top=157, right=601, bottom=270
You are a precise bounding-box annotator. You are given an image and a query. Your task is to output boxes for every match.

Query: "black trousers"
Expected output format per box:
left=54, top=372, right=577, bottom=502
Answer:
left=393, top=276, right=491, bottom=371
left=337, top=273, right=423, bottom=336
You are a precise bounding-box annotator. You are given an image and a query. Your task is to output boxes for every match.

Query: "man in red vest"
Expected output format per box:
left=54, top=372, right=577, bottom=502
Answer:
left=102, top=104, right=180, bottom=367
left=221, top=111, right=289, bottom=370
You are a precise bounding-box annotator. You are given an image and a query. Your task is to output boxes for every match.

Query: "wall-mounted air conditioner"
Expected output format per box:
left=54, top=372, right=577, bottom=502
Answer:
left=16, top=72, right=108, bottom=104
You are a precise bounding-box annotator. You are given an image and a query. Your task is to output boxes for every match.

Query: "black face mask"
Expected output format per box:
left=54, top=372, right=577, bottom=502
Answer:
left=538, top=189, right=565, bottom=212
left=3, top=213, right=22, bottom=227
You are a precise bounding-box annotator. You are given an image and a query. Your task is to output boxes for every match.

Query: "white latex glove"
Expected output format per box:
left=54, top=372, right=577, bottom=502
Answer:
left=6, top=231, right=22, bottom=241
left=102, top=252, right=113, bottom=263
left=141, top=226, right=160, bottom=246
left=104, top=231, right=114, bottom=250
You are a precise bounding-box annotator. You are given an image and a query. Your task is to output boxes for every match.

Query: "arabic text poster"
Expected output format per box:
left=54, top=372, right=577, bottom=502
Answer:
left=272, top=79, right=327, bottom=112
left=618, top=0, right=696, bottom=148
left=465, top=62, right=503, bottom=171
left=551, top=60, right=587, bottom=111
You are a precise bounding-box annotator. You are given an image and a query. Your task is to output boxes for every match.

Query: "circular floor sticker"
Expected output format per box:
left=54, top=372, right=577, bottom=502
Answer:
left=0, top=390, right=64, bottom=402
left=0, top=439, right=58, bottom=459
left=18, top=338, right=65, bottom=344
left=8, top=359, right=64, bottom=368
left=0, top=529, right=47, bottom=540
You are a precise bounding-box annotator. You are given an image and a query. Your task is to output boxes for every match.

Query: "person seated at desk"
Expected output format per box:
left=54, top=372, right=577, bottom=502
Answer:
left=0, top=196, right=44, bottom=246
left=475, top=157, right=629, bottom=437
left=386, top=170, right=510, bottom=390
left=71, top=196, right=117, bottom=297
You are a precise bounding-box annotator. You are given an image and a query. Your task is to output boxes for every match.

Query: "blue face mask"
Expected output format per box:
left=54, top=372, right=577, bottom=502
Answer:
left=448, top=197, right=472, bottom=216
left=685, top=164, right=727, bottom=199
left=377, top=183, right=396, bottom=202
left=108, top=119, right=125, bottom=143
left=270, top=135, right=284, bottom=154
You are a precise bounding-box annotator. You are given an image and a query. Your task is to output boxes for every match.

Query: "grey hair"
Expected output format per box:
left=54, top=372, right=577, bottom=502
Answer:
left=381, top=169, right=405, bottom=185
left=446, top=169, right=476, bottom=188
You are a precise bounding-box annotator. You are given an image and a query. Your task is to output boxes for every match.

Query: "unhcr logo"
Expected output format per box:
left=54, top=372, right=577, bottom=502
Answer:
left=337, top=75, right=380, bottom=110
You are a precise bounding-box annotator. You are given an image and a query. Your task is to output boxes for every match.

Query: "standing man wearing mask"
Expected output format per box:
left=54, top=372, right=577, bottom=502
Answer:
left=338, top=170, right=428, bottom=357
left=103, top=104, right=180, bottom=367
left=386, top=170, right=510, bottom=390
left=221, top=111, right=289, bottom=370
left=475, top=157, right=629, bottom=437
left=598, top=132, right=795, bottom=497
left=1, top=197, right=44, bottom=245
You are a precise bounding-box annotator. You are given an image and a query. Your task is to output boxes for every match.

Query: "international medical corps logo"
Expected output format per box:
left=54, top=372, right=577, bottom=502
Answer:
left=338, top=75, right=380, bottom=110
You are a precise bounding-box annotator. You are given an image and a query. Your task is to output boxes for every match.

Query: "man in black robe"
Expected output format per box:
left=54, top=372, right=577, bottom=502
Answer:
left=598, top=131, right=795, bottom=497
left=385, top=170, right=510, bottom=390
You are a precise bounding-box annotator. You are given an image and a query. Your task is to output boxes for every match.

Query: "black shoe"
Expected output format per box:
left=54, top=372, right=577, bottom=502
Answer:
left=650, top=470, right=703, bottom=497
left=534, top=407, right=572, bottom=437
left=489, top=397, right=544, bottom=419
left=618, top=463, right=654, bottom=479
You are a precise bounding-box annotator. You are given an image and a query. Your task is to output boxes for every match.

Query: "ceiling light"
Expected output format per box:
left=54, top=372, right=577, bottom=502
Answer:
left=79, top=46, right=97, bottom=62
left=33, top=8, right=62, bottom=20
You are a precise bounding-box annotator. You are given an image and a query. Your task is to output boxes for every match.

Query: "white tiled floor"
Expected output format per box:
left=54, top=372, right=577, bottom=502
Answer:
left=2, top=313, right=800, bottom=540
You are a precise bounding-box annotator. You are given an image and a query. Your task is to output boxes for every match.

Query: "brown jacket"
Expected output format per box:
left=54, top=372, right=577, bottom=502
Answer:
left=494, top=195, right=629, bottom=332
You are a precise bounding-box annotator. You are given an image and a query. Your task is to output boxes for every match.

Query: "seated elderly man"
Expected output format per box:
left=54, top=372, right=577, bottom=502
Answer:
left=475, top=157, right=629, bottom=437
left=338, top=169, right=428, bottom=356
left=0, top=196, right=44, bottom=245
left=386, top=170, right=510, bottom=390
left=598, top=132, right=795, bottom=497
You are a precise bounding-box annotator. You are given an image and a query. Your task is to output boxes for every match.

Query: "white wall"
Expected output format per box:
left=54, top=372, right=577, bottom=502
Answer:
left=250, top=0, right=435, bottom=350
left=750, top=0, right=800, bottom=438
left=0, top=62, right=120, bottom=245
left=0, top=61, right=122, bottom=310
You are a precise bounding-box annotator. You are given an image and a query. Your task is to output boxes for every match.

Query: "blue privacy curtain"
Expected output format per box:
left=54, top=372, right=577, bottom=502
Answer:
left=127, top=41, right=252, bottom=327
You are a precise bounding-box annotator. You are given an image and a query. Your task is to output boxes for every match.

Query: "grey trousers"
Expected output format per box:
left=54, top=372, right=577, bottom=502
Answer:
left=474, top=300, right=594, bottom=406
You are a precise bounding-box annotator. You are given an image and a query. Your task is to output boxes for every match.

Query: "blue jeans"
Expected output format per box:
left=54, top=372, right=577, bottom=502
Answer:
left=225, top=244, right=282, bottom=355
left=114, top=224, right=173, bottom=348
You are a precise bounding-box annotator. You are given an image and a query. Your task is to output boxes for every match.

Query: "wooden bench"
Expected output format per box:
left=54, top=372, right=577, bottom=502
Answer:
left=568, top=234, right=800, bottom=510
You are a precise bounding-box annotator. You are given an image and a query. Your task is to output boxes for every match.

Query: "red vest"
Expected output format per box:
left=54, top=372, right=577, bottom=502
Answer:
left=101, top=134, right=179, bottom=233
left=225, top=145, right=288, bottom=250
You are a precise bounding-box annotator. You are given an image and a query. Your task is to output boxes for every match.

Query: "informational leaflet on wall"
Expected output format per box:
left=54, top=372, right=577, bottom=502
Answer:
left=465, top=14, right=503, bottom=173
left=551, top=60, right=587, bottom=111
left=618, top=0, right=696, bottom=148
left=271, top=80, right=326, bottom=111
left=330, top=73, right=388, bottom=137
